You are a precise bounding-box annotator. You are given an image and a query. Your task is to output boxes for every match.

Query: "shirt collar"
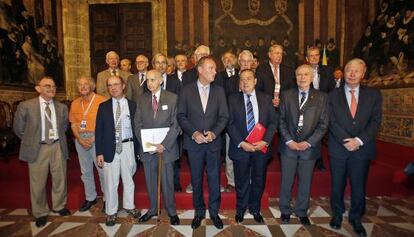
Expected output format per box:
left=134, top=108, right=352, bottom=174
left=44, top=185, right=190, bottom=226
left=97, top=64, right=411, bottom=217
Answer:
left=197, top=80, right=210, bottom=89
left=39, top=96, right=53, bottom=105
left=344, top=83, right=360, bottom=93
left=152, top=89, right=161, bottom=101
left=244, top=90, right=256, bottom=98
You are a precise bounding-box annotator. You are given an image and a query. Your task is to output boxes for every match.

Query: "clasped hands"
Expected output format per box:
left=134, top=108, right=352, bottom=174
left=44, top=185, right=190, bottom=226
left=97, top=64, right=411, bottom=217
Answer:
left=287, top=141, right=310, bottom=151
left=240, top=141, right=267, bottom=152
left=78, top=136, right=94, bottom=150
left=343, top=138, right=361, bottom=151
left=192, top=131, right=216, bottom=144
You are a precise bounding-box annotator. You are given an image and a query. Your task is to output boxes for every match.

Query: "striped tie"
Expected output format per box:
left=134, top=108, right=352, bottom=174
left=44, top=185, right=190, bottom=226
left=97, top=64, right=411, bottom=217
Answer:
left=115, top=101, right=122, bottom=154
left=296, top=92, right=307, bottom=136
left=246, top=94, right=255, bottom=133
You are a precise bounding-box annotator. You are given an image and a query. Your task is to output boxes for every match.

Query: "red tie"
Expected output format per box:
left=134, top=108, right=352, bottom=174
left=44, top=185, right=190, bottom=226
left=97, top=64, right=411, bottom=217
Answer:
left=350, top=90, right=357, bottom=118
left=152, top=94, right=158, bottom=117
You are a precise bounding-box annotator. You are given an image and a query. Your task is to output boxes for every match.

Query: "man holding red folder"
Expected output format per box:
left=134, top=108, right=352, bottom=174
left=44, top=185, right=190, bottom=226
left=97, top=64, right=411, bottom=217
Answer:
left=227, top=69, right=277, bottom=223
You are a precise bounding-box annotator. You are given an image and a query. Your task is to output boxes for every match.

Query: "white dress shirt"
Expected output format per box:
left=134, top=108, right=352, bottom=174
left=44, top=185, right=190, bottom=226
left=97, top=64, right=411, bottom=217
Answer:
left=244, top=90, right=259, bottom=127
left=39, top=96, right=58, bottom=141
left=112, top=97, right=133, bottom=140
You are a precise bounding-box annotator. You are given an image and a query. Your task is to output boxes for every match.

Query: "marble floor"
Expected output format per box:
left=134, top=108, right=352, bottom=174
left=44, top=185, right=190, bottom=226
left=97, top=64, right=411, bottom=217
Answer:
left=0, top=196, right=414, bottom=237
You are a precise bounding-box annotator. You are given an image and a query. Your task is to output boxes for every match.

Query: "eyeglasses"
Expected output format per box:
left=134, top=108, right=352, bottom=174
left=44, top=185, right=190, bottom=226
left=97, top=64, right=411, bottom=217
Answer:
left=107, top=83, right=122, bottom=88
left=39, top=84, right=57, bottom=89
left=154, top=61, right=167, bottom=65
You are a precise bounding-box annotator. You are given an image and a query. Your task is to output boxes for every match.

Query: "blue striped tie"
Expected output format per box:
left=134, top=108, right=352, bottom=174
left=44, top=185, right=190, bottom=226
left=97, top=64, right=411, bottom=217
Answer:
left=246, top=94, right=255, bottom=133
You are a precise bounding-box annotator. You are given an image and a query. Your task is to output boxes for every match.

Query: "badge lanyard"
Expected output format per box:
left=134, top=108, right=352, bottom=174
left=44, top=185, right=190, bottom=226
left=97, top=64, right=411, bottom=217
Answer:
left=80, top=94, right=96, bottom=130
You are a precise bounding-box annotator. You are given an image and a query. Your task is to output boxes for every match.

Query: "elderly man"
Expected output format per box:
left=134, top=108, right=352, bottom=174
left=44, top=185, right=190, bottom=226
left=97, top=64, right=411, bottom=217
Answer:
left=69, top=76, right=107, bottom=212
left=177, top=56, right=229, bottom=229
left=166, top=56, right=176, bottom=75
left=328, top=59, right=382, bottom=237
left=96, top=76, right=140, bottom=226
left=134, top=69, right=180, bottom=225
left=120, top=58, right=133, bottom=75
left=13, top=76, right=70, bottom=227
left=126, top=54, right=150, bottom=102
left=174, top=54, right=188, bottom=83
left=256, top=44, right=296, bottom=108
left=96, top=51, right=130, bottom=98
left=227, top=69, right=277, bottom=223
left=218, top=52, right=238, bottom=82
left=152, top=53, right=180, bottom=95
left=278, top=64, right=329, bottom=226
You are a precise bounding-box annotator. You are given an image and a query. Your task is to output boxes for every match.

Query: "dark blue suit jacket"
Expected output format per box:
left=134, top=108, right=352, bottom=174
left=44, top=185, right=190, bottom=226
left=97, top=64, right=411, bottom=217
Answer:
left=227, top=91, right=277, bottom=160
left=177, top=82, right=229, bottom=152
left=328, top=85, right=382, bottom=160
left=95, top=98, right=139, bottom=163
left=256, top=62, right=296, bottom=96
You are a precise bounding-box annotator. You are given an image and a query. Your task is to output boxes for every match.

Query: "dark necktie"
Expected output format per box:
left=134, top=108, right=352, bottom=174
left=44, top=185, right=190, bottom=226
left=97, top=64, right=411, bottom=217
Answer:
left=296, top=92, right=307, bottom=136
left=140, top=73, right=145, bottom=85
left=246, top=94, right=255, bottom=133
left=115, top=101, right=122, bottom=154
left=152, top=94, right=158, bottom=118
left=44, top=102, right=53, bottom=144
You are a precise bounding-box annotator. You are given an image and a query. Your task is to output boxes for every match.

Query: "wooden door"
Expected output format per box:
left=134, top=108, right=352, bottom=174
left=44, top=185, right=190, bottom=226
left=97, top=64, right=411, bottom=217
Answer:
left=89, top=3, right=152, bottom=77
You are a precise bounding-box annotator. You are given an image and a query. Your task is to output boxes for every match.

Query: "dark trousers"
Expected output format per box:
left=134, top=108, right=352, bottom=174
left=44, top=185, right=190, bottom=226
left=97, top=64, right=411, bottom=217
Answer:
left=187, top=149, right=221, bottom=217
left=173, top=135, right=184, bottom=187
left=233, top=154, right=268, bottom=215
left=279, top=155, right=316, bottom=217
left=330, top=157, right=370, bottom=221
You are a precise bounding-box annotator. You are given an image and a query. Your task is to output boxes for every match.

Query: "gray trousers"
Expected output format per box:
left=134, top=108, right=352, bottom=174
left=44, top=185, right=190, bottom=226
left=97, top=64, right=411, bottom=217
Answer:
left=142, top=156, right=177, bottom=216
left=75, top=133, right=105, bottom=201
left=279, top=155, right=316, bottom=217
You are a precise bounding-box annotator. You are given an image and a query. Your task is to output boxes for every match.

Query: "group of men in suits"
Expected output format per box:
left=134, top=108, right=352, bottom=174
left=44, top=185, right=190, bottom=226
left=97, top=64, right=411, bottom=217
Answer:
left=14, top=41, right=381, bottom=236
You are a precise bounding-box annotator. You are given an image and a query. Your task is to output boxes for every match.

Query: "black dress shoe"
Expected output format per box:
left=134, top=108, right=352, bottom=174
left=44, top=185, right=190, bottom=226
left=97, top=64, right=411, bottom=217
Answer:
left=210, top=215, right=223, bottom=229
left=106, top=214, right=117, bottom=226
left=170, top=215, right=180, bottom=225
left=349, top=220, right=367, bottom=236
left=252, top=213, right=264, bottom=223
left=53, top=208, right=70, bottom=216
left=235, top=213, right=244, bottom=223
left=138, top=212, right=156, bottom=222
left=79, top=199, right=97, bottom=212
left=191, top=216, right=204, bottom=229
left=315, top=159, right=326, bottom=171
left=280, top=213, right=290, bottom=223
left=329, top=215, right=342, bottom=229
left=175, top=185, right=182, bottom=192
left=35, top=216, right=47, bottom=227
left=299, top=216, right=311, bottom=226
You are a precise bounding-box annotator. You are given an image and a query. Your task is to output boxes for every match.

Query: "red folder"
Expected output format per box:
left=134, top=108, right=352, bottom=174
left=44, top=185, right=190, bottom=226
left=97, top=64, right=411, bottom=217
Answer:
left=245, top=122, right=268, bottom=153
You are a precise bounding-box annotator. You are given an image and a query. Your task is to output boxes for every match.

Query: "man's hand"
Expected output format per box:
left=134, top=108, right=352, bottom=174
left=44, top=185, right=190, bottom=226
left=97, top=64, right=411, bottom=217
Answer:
left=287, top=141, right=300, bottom=151
left=343, top=138, right=361, bottom=151
left=252, top=141, right=267, bottom=151
left=97, top=155, right=104, bottom=168
left=240, top=141, right=256, bottom=152
left=204, top=131, right=216, bottom=143
left=78, top=137, right=92, bottom=149
left=272, top=97, right=280, bottom=107
left=154, top=144, right=165, bottom=154
left=192, top=131, right=208, bottom=144
left=297, top=141, right=310, bottom=151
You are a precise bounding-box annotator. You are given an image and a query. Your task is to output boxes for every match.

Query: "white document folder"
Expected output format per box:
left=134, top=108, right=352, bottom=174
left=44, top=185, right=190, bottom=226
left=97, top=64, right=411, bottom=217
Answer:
left=140, top=127, right=170, bottom=152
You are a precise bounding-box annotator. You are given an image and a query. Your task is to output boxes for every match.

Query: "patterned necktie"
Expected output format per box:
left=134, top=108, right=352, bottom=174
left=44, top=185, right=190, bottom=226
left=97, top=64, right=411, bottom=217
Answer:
left=44, top=102, right=53, bottom=144
left=140, top=73, right=145, bottom=85
left=152, top=94, right=158, bottom=118
left=274, top=65, right=280, bottom=99
left=111, top=69, right=116, bottom=76
left=246, top=94, right=255, bottom=133
left=296, top=92, right=307, bottom=136
left=350, top=89, right=357, bottom=118
left=115, top=101, right=122, bottom=154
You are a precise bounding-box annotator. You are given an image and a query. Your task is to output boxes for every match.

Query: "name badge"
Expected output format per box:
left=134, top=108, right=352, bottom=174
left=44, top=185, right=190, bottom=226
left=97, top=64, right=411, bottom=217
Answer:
left=80, top=120, right=87, bottom=129
left=298, top=114, right=304, bottom=127
left=49, top=129, right=56, bottom=139
left=162, top=105, right=168, bottom=110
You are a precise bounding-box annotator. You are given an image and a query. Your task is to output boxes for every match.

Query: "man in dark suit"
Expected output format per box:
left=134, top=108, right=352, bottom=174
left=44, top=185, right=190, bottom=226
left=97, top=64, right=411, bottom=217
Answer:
left=177, top=56, right=229, bottom=229
left=278, top=64, right=329, bottom=226
left=256, top=44, right=296, bottom=108
left=95, top=76, right=141, bottom=226
left=217, top=52, right=238, bottom=84
left=13, top=76, right=70, bottom=227
left=328, top=58, right=382, bottom=237
left=134, top=70, right=180, bottom=225
left=227, top=69, right=277, bottom=223
left=306, top=46, right=336, bottom=171
left=152, top=53, right=180, bottom=95
left=126, top=54, right=149, bottom=102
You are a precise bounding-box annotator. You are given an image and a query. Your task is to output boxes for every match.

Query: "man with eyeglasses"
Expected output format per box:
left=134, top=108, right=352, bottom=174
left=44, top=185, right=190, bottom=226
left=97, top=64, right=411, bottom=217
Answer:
left=95, top=76, right=141, bottom=226
left=96, top=51, right=130, bottom=98
left=13, top=76, right=70, bottom=228
left=126, top=54, right=150, bottom=103
left=152, top=53, right=180, bottom=95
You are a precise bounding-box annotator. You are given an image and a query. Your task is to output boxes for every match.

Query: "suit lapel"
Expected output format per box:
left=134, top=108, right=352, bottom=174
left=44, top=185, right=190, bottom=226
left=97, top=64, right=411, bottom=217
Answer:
left=355, top=86, right=366, bottom=120
left=291, top=90, right=299, bottom=126
left=238, top=93, right=247, bottom=128
left=194, top=83, right=206, bottom=114
left=340, top=87, right=354, bottom=119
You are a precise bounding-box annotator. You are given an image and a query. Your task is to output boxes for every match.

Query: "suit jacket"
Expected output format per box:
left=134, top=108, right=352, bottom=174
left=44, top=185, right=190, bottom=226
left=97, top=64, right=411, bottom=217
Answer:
left=95, top=97, right=139, bottom=163
left=13, top=97, right=69, bottom=163
left=164, top=74, right=181, bottom=95
left=181, top=67, right=225, bottom=89
left=126, top=72, right=149, bottom=103
left=225, top=74, right=241, bottom=96
left=227, top=91, right=277, bottom=160
left=328, top=85, right=382, bottom=160
left=315, top=64, right=335, bottom=93
left=177, top=82, right=229, bottom=152
left=134, top=90, right=180, bottom=163
left=256, top=62, right=296, bottom=96
left=96, top=69, right=130, bottom=98
left=279, top=88, right=329, bottom=160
